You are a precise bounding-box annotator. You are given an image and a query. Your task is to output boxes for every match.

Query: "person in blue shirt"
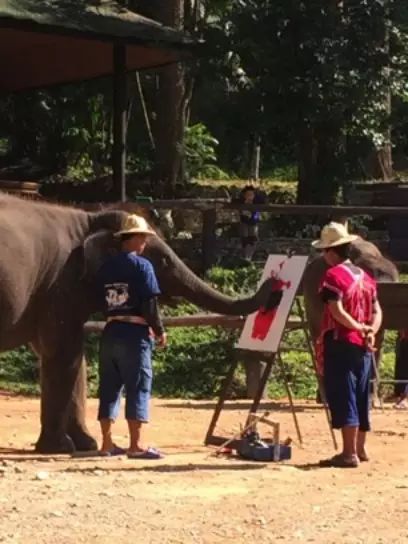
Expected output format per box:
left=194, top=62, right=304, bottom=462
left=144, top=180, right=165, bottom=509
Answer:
left=96, top=214, right=167, bottom=459
left=239, top=185, right=265, bottom=261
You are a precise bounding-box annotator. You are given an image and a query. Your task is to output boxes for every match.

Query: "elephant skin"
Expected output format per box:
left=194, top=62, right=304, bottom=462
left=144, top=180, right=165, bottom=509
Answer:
left=0, top=194, right=273, bottom=453
left=303, top=238, right=399, bottom=343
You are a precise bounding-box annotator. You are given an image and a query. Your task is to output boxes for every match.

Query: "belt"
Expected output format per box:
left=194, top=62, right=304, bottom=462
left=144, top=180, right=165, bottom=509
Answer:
left=107, top=315, right=148, bottom=326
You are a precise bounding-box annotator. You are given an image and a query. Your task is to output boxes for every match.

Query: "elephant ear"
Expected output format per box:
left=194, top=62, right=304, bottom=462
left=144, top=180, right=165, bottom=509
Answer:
left=82, top=230, right=120, bottom=280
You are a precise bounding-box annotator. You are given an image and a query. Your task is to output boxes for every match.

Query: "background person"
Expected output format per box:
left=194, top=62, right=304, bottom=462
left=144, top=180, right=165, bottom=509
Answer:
left=312, top=222, right=383, bottom=468
left=96, top=214, right=167, bottom=459
left=238, top=185, right=265, bottom=261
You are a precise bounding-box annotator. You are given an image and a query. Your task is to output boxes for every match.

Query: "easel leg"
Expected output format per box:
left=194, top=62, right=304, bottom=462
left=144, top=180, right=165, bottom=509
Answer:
left=371, top=328, right=384, bottom=410
left=371, top=351, right=384, bottom=412
left=276, top=352, right=303, bottom=446
left=205, top=358, right=239, bottom=445
left=296, top=298, right=338, bottom=451
left=245, top=357, right=275, bottom=426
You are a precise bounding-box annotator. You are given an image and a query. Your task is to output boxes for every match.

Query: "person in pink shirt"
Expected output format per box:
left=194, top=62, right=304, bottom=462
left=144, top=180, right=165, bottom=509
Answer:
left=312, top=222, right=383, bottom=468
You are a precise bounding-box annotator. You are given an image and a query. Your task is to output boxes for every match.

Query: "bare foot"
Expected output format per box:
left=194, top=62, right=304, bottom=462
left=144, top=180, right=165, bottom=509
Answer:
left=358, top=450, right=369, bottom=462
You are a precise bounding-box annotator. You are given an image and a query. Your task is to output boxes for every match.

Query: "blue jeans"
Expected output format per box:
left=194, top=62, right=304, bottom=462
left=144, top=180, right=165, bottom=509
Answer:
left=324, top=334, right=372, bottom=432
left=98, top=322, right=153, bottom=422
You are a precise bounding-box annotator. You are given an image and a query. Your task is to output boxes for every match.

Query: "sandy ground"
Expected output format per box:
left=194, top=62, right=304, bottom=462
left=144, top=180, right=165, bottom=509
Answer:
left=0, top=394, right=407, bottom=544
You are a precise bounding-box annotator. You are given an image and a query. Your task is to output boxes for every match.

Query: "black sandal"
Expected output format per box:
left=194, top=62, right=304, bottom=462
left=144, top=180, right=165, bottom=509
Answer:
left=319, top=454, right=359, bottom=468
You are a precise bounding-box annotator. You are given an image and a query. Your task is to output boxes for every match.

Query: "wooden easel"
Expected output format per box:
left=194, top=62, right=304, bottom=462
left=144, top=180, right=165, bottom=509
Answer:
left=205, top=297, right=338, bottom=451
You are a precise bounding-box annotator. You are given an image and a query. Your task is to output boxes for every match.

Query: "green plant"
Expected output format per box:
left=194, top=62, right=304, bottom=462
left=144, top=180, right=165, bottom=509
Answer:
left=184, top=123, right=229, bottom=180
left=0, top=346, right=39, bottom=395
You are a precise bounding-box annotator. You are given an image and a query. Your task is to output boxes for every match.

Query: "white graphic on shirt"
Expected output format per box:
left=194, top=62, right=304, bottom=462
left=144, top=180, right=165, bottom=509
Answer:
left=105, top=283, right=129, bottom=308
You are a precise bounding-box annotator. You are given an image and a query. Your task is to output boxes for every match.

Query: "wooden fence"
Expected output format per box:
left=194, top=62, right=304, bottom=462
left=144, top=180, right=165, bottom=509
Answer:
left=79, top=199, right=408, bottom=271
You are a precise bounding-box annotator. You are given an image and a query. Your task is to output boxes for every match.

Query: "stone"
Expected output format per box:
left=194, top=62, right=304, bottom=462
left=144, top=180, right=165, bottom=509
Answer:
left=49, top=511, right=64, bottom=518
left=35, top=471, right=49, bottom=480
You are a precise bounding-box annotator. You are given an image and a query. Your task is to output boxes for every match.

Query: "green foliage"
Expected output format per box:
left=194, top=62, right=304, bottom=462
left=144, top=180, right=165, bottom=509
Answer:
left=205, top=264, right=261, bottom=295
left=262, top=165, right=298, bottom=183
left=198, top=0, right=408, bottom=199
left=153, top=326, right=237, bottom=398
left=184, top=123, right=229, bottom=180
left=0, top=347, right=39, bottom=395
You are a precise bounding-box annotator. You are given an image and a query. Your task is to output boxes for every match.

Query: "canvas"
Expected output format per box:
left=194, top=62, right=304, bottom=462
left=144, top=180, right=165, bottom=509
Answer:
left=236, top=254, right=308, bottom=353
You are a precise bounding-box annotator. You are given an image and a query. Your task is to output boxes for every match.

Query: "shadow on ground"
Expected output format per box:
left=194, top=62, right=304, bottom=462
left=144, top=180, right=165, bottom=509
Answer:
left=161, top=400, right=324, bottom=413
left=60, top=462, right=268, bottom=474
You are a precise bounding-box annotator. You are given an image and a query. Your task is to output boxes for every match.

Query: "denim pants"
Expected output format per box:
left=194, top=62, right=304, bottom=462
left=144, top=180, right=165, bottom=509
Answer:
left=98, top=321, right=153, bottom=422
left=324, top=334, right=372, bottom=432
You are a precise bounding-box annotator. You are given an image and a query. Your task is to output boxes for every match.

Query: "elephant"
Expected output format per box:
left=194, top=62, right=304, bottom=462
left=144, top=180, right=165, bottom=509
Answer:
left=0, top=194, right=273, bottom=453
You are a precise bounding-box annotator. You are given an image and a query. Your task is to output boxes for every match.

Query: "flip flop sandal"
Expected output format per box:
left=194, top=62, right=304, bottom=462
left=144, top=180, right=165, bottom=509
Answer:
left=127, top=447, right=163, bottom=460
left=394, top=400, right=408, bottom=410
left=99, top=445, right=126, bottom=457
left=319, top=454, right=359, bottom=468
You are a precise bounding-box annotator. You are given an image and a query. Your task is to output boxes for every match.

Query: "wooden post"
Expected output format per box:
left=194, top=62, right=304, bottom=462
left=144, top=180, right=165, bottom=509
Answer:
left=201, top=208, right=217, bottom=272
left=113, top=44, right=127, bottom=202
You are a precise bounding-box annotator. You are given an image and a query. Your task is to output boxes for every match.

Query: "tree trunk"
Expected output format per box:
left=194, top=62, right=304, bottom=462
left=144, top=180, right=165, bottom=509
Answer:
left=297, top=121, right=344, bottom=205
left=296, top=123, right=317, bottom=204
left=347, top=0, right=393, bottom=181
left=140, top=1, right=185, bottom=196
left=122, top=0, right=187, bottom=196
left=362, top=91, right=393, bottom=181
left=249, top=134, right=261, bottom=181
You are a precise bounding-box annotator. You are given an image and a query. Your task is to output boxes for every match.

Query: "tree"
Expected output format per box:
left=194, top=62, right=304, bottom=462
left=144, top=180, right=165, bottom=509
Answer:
left=207, top=0, right=407, bottom=203
left=127, top=0, right=186, bottom=195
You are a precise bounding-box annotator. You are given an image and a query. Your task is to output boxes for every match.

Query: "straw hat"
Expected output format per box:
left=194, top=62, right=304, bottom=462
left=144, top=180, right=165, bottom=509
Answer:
left=114, top=214, right=156, bottom=237
left=311, top=221, right=358, bottom=249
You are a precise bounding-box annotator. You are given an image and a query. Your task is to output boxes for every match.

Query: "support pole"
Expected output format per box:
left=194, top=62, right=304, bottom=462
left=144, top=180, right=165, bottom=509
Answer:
left=202, top=208, right=217, bottom=272
left=113, top=44, right=127, bottom=202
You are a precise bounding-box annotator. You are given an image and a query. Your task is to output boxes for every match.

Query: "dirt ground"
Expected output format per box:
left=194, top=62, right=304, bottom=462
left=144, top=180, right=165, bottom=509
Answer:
left=0, top=394, right=407, bottom=544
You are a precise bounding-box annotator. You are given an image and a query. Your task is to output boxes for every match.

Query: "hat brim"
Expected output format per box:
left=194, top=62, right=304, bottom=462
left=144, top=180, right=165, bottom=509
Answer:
left=311, top=234, right=358, bottom=249
left=114, top=227, right=156, bottom=237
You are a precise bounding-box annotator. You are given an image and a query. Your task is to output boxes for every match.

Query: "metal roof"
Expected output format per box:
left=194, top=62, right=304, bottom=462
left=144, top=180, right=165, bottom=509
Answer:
left=0, top=0, right=192, bottom=91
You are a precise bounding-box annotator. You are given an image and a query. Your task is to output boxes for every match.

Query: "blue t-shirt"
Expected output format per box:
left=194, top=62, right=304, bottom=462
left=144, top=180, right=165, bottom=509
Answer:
left=239, top=191, right=265, bottom=225
left=97, top=252, right=161, bottom=318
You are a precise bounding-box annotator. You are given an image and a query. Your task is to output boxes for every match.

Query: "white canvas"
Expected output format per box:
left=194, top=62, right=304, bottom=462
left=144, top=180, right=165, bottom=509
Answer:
left=236, top=254, right=309, bottom=353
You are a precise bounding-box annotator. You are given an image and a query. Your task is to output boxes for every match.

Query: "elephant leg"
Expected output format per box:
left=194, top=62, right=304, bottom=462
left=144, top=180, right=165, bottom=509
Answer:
left=394, top=335, right=408, bottom=399
left=34, top=325, right=94, bottom=454
left=66, top=354, right=98, bottom=451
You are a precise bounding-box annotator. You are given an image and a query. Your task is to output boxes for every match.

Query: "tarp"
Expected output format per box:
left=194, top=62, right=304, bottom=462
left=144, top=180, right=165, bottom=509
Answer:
left=0, top=0, right=192, bottom=91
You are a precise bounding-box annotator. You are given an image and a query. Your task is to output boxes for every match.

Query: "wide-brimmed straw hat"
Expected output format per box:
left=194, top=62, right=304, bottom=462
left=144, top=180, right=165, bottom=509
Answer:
left=311, top=221, right=358, bottom=249
left=114, top=214, right=156, bottom=237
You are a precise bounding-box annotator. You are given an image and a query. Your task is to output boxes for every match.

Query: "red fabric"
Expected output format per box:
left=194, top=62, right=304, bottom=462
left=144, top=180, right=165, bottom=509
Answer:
left=315, top=263, right=377, bottom=375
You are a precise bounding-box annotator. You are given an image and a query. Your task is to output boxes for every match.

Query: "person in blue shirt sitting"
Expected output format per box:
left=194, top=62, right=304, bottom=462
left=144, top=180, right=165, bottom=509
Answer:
left=239, top=185, right=265, bottom=261
left=96, top=214, right=167, bottom=459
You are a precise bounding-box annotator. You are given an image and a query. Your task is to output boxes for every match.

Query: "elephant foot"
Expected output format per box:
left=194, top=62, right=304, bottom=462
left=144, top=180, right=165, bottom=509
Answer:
left=35, top=432, right=75, bottom=454
left=69, top=429, right=98, bottom=452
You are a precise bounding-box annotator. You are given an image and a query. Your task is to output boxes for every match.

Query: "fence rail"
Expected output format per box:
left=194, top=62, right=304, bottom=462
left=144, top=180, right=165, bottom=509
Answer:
left=79, top=198, right=408, bottom=216
left=77, top=198, right=408, bottom=271
left=84, top=313, right=304, bottom=334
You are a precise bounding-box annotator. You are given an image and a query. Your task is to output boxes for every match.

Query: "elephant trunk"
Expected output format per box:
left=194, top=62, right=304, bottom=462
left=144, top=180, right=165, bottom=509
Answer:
left=148, top=238, right=271, bottom=316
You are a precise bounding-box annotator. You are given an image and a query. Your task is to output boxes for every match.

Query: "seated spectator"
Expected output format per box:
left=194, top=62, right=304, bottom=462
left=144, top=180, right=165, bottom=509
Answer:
left=239, top=185, right=266, bottom=261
